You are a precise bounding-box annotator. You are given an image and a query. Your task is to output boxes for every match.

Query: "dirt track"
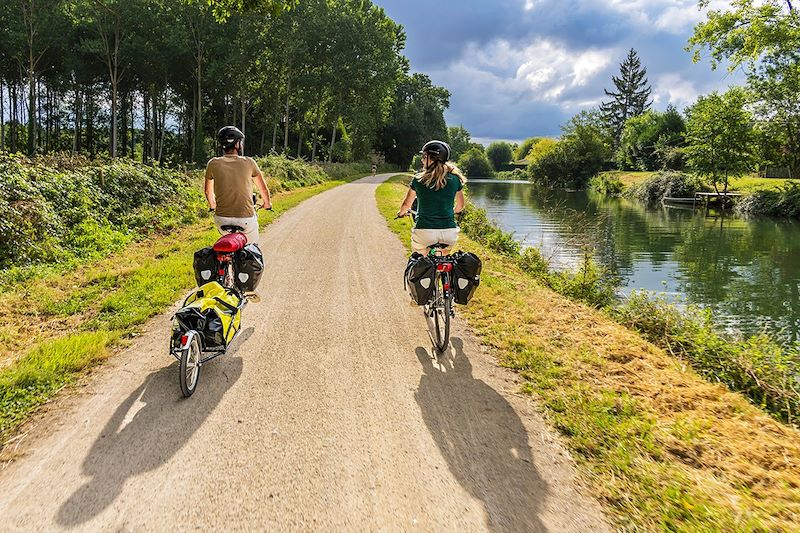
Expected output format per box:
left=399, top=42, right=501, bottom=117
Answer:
left=0, top=175, right=609, bottom=531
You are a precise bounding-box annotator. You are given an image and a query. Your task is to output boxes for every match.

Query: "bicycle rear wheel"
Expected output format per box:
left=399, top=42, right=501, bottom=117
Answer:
left=432, top=296, right=451, bottom=353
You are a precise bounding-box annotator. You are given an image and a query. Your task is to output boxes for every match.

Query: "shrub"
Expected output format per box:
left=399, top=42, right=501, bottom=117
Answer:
left=0, top=153, right=202, bottom=269
left=458, top=147, right=495, bottom=177
left=625, top=171, right=702, bottom=206
left=735, top=182, right=800, bottom=218
left=495, top=168, right=528, bottom=180
left=588, top=173, right=625, bottom=195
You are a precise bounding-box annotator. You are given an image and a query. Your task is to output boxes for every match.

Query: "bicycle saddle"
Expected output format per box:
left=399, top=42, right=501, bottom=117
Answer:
left=213, top=233, right=247, bottom=253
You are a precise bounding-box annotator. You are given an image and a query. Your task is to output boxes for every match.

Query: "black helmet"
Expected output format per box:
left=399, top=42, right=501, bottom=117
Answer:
left=421, top=140, right=451, bottom=163
left=217, top=126, right=244, bottom=151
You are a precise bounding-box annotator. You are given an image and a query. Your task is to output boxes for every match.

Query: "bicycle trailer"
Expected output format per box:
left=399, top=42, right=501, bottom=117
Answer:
left=170, top=281, right=244, bottom=355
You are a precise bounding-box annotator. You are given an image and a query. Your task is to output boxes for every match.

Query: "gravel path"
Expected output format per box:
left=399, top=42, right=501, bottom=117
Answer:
left=0, top=175, right=609, bottom=532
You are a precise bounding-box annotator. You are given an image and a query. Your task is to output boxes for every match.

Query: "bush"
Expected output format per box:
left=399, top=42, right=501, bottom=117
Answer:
left=486, top=142, right=514, bottom=170
left=615, top=291, right=800, bottom=423
left=625, top=171, right=702, bottom=206
left=458, top=147, right=495, bottom=177
left=0, top=153, right=203, bottom=269
left=588, top=172, right=625, bottom=195
left=495, top=168, right=528, bottom=180
left=735, top=182, right=800, bottom=218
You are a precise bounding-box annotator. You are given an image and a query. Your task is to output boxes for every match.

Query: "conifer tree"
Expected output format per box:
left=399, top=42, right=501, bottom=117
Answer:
left=601, top=48, right=652, bottom=146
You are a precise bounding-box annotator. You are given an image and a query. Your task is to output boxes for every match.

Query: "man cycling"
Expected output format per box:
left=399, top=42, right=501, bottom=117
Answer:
left=204, top=126, right=272, bottom=245
left=397, top=140, right=466, bottom=255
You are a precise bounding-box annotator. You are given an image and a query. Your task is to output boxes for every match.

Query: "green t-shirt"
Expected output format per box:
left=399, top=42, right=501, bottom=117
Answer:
left=410, top=174, right=463, bottom=229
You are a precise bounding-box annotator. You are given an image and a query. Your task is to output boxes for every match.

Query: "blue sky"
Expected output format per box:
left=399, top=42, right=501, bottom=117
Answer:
left=377, top=0, right=743, bottom=145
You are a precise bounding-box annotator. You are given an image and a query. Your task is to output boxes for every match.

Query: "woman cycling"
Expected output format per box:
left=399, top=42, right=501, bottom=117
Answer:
left=397, top=140, right=466, bottom=255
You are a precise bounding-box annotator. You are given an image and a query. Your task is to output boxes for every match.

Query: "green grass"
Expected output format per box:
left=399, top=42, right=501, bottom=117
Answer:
left=0, top=180, right=348, bottom=446
left=727, top=176, right=800, bottom=192
left=376, top=179, right=800, bottom=531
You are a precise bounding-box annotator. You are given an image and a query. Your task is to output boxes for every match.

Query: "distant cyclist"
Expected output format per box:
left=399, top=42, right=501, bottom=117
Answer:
left=396, top=140, right=466, bottom=255
left=371, top=162, right=377, bottom=176
left=204, top=126, right=272, bottom=245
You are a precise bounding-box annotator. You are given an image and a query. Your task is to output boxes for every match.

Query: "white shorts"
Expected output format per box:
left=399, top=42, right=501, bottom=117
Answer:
left=411, top=227, right=459, bottom=253
left=214, top=214, right=260, bottom=244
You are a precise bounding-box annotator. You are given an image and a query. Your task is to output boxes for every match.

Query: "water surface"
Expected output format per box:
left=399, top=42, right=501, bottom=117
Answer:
left=468, top=179, right=800, bottom=345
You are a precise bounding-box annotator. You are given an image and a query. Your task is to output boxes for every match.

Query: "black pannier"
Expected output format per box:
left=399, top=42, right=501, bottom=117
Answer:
left=233, top=243, right=264, bottom=293
left=404, top=252, right=435, bottom=305
left=193, top=247, right=218, bottom=286
left=171, top=307, right=226, bottom=351
left=451, top=251, right=482, bottom=305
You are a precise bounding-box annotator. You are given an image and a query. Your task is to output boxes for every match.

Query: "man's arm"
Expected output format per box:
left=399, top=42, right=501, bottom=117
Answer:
left=254, top=171, right=272, bottom=210
left=204, top=177, right=216, bottom=211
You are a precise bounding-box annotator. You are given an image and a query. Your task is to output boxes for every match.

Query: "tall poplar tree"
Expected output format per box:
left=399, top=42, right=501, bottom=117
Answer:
left=600, top=48, right=652, bottom=146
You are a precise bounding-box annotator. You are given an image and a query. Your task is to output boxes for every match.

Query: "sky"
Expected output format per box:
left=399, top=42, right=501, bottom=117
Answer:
left=377, top=0, right=744, bottom=145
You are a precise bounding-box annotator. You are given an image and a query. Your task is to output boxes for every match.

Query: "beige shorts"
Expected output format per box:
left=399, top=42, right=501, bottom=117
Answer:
left=411, top=227, right=459, bottom=253
left=214, top=214, right=260, bottom=244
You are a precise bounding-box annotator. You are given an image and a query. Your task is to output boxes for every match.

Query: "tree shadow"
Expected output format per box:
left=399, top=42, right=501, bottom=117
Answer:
left=415, top=337, right=548, bottom=532
left=56, top=327, right=252, bottom=527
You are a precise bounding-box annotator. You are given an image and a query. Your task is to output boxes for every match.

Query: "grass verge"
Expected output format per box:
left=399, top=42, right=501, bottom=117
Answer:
left=376, top=176, right=800, bottom=531
left=0, top=179, right=348, bottom=447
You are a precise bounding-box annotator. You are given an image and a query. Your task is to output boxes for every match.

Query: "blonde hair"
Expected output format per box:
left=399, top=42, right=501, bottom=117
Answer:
left=415, top=161, right=467, bottom=190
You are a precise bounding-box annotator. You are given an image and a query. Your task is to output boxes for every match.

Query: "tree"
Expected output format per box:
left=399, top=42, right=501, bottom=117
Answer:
left=458, top=147, right=494, bottom=177
left=379, top=73, right=450, bottom=169
left=689, top=0, right=800, bottom=175
left=514, top=137, right=543, bottom=161
left=616, top=106, right=686, bottom=171
left=485, top=141, right=513, bottom=170
left=600, top=48, right=652, bottom=146
left=447, top=125, right=471, bottom=161
left=528, top=111, right=612, bottom=189
left=685, top=88, right=756, bottom=193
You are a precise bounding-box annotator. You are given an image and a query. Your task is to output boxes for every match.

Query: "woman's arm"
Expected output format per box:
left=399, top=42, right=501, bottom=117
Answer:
left=397, top=188, right=417, bottom=217
left=454, top=190, right=465, bottom=214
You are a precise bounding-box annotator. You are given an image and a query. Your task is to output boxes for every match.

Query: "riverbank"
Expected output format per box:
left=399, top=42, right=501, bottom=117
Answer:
left=376, top=176, right=800, bottom=530
left=0, top=165, right=371, bottom=448
left=590, top=170, right=800, bottom=218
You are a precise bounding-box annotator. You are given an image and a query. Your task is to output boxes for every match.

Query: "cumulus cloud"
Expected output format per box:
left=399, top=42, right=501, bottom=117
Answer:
left=378, top=0, right=744, bottom=140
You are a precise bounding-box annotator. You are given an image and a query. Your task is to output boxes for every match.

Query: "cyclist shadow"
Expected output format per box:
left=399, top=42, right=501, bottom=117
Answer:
left=415, top=338, right=548, bottom=532
left=55, top=327, right=252, bottom=527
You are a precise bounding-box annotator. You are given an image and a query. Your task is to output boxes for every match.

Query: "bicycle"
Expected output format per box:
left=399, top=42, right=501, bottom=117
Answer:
left=170, top=200, right=270, bottom=397
left=397, top=209, right=456, bottom=354
left=423, top=243, right=456, bottom=353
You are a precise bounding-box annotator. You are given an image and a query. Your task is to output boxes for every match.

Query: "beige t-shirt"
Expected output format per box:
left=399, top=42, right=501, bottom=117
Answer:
left=204, top=155, right=261, bottom=218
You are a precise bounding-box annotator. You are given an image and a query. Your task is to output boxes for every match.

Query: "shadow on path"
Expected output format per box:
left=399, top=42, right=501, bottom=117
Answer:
left=415, top=337, right=548, bottom=532
left=56, top=328, right=252, bottom=527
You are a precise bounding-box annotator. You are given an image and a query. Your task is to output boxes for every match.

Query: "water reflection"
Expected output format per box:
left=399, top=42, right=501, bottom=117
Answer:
left=468, top=180, right=800, bottom=345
